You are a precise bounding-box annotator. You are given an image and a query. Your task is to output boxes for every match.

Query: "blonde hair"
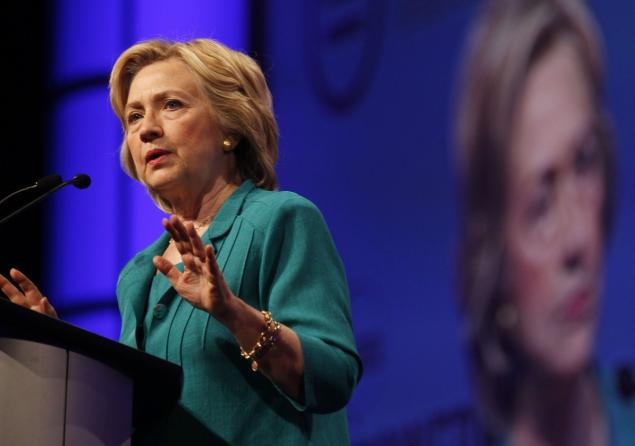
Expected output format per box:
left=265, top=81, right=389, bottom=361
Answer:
left=109, top=38, right=279, bottom=211
left=455, top=0, right=614, bottom=433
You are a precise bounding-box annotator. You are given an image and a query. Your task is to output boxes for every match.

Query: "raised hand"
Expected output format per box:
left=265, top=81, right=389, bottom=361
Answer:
left=153, top=215, right=305, bottom=399
left=153, top=215, right=236, bottom=319
left=0, top=268, right=58, bottom=318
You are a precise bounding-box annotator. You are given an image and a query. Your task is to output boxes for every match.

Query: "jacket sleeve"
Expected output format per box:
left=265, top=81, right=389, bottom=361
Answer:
left=259, top=195, right=363, bottom=414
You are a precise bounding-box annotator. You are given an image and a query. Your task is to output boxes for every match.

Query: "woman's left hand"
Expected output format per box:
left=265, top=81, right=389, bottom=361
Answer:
left=153, top=215, right=235, bottom=319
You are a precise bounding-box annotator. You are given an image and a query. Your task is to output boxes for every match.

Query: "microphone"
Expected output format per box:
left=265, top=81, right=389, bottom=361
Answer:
left=69, top=173, right=91, bottom=189
left=0, top=173, right=91, bottom=225
left=0, top=174, right=63, bottom=208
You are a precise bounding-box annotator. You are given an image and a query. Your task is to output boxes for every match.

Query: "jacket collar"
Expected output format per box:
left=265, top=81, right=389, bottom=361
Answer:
left=130, top=179, right=255, bottom=270
left=118, top=232, right=170, bottom=334
left=205, top=179, right=255, bottom=241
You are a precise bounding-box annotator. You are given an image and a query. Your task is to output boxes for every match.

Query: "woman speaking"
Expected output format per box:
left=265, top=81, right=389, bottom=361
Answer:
left=0, top=38, right=362, bottom=445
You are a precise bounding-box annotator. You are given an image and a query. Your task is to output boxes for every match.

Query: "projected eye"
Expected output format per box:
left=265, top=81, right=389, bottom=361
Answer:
left=575, top=138, right=601, bottom=175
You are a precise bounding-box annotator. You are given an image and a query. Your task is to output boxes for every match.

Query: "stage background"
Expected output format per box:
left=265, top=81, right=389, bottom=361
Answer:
left=0, top=1, right=632, bottom=444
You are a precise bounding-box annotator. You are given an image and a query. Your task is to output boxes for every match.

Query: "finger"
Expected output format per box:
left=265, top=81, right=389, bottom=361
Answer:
left=163, top=217, right=186, bottom=245
left=38, top=297, right=58, bottom=318
left=205, top=245, right=223, bottom=280
left=153, top=256, right=182, bottom=284
left=163, top=217, right=181, bottom=244
left=0, top=273, right=26, bottom=304
left=187, top=224, right=207, bottom=262
left=165, top=217, right=194, bottom=256
left=170, top=215, right=191, bottom=242
left=205, top=245, right=233, bottom=299
left=10, top=268, right=44, bottom=304
left=181, top=252, right=202, bottom=274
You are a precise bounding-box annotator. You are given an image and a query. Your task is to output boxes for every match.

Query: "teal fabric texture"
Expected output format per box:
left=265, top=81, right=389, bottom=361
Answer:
left=117, top=180, right=362, bottom=445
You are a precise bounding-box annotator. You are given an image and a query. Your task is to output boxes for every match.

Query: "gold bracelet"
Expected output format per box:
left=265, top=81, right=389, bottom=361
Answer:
left=240, top=310, right=281, bottom=372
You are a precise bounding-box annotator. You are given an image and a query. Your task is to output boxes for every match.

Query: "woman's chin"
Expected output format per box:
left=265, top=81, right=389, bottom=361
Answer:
left=537, top=328, right=596, bottom=378
left=143, top=171, right=183, bottom=194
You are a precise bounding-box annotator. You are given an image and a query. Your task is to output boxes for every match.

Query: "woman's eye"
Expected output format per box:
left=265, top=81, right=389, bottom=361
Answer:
left=127, top=112, right=142, bottom=124
left=165, top=99, right=183, bottom=110
left=575, top=139, right=601, bottom=174
left=525, top=167, right=556, bottom=223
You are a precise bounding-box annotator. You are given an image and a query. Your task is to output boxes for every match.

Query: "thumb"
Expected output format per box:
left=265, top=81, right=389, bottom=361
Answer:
left=153, top=256, right=181, bottom=284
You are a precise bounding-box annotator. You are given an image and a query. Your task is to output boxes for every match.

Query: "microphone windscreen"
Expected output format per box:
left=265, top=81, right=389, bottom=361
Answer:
left=71, top=174, right=91, bottom=189
left=35, top=174, right=63, bottom=190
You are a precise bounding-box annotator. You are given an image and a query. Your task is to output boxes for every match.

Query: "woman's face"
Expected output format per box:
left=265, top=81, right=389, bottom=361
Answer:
left=504, top=37, right=605, bottom=377
left=125, top=58, right=232, bottom=201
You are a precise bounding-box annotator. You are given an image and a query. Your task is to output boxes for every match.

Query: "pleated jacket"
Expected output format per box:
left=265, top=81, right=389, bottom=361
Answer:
left=117, top=180, right=363, bottom=445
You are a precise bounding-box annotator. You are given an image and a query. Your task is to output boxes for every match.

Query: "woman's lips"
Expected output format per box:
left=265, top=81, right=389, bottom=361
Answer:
left=564, top=287, right=594, bottom=321
left=145, top=148, right=171, bottom=165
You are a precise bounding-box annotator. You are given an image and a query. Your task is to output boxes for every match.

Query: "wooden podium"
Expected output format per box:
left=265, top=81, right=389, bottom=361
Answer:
left=0, top=298, right=182, bottom=445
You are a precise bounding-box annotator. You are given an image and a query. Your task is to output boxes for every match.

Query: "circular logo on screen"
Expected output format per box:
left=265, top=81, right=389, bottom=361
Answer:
left=304, top=0, right=387, bottom=113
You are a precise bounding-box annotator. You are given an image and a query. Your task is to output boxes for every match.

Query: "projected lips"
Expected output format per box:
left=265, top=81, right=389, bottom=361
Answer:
left=304, top=0, right=386, bottom=113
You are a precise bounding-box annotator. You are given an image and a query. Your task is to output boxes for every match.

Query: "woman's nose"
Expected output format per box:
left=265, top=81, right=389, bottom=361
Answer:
left=563, top=246, right=584, bottom=273
left=560, top=215, right=589, bottom=275
left=139, top=114, right=163, bottom=143
left=559, top=183, right=596, bottom=274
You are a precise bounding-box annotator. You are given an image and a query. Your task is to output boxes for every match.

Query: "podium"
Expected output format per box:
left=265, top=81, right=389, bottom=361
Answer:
left=0, top=297, right=182, bottom=445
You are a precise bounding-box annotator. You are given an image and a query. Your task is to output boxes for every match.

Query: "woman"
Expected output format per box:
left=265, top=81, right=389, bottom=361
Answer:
left=0, top=38, right=362, bottom=445
left=455, top=0, right=634, bottom=445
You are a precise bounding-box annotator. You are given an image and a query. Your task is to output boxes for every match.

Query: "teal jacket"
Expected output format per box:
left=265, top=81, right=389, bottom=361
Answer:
left=117, top=181, right=363, bottom=445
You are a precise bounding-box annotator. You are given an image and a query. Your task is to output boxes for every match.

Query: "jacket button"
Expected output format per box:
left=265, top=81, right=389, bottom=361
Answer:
left=153, top=303, right=167, bottom=320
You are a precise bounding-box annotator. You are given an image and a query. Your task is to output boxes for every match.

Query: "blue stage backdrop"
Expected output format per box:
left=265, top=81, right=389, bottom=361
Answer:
left=46, top=1, right=634, bottom=444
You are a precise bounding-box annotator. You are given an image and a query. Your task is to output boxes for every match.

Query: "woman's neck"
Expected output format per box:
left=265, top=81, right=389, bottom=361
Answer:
left=511, top=369, right=607, bottom=446
left=170, top=178, right=240, bottom=226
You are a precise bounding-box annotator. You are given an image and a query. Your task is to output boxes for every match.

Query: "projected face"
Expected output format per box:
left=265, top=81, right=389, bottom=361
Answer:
left=124, top=58, right=231, bottom=201
left=504, top=37, right=605, bottom=377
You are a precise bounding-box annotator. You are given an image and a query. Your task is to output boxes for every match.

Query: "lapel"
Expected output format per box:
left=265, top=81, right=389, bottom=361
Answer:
left=118, top=232, right=170, bottom=328
left=205, top=179, right=255, bottom=242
